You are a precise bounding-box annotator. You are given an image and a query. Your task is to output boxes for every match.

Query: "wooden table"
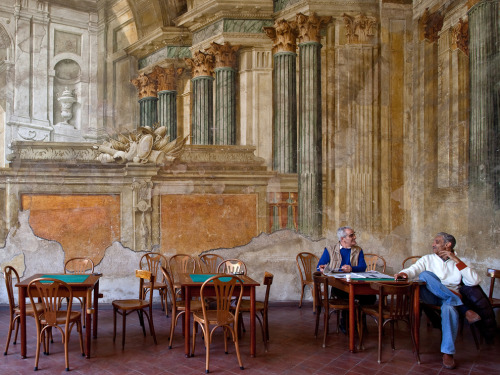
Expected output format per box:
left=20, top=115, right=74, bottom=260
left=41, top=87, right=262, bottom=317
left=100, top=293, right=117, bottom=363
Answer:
left=16, top=273, right=101, bottom=359
left=327, top=276, right=421, bottom=352
left=178, top=273, right=260, bottom=358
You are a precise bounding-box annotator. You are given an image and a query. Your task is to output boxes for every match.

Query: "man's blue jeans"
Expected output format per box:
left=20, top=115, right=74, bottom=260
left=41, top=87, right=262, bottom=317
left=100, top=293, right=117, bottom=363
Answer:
left=418, top=271, right=461, bottom=354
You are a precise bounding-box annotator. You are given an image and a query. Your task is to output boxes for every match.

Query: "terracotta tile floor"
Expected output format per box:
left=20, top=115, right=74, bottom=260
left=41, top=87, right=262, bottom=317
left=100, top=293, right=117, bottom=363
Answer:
left=0, top=304, right=498, bottom=374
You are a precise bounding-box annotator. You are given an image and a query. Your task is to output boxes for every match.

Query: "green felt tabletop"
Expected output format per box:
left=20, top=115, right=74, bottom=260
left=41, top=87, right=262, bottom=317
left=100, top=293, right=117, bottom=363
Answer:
left=40, top=274, right=89, bottom=283
left=351, top=278, right=395, bottom=281
left=189, top=274, right=232, bottom=283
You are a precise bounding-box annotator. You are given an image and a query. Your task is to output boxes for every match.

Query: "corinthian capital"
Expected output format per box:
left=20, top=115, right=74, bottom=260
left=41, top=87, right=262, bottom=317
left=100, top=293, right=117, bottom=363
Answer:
left=451, top=18, right=469, bottom=56
left=185, top=51, right=215, bottom=78
left=296, top=12, right=332, bottom=44
left=264, top=19, right=298, bottom=53
left=342, top=13, right=377, bottom=44
left=131, top=72, right=157, bottom=98
left=151, top=65, right=184, bottom=91
left=419, top=8, right=444, bottom=43
left=207, top=42, right=240, bottom=69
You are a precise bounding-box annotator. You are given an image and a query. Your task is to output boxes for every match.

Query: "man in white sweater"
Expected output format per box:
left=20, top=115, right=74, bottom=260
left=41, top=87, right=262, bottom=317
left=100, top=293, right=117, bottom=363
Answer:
left=394, top=232, right=481, bottom=370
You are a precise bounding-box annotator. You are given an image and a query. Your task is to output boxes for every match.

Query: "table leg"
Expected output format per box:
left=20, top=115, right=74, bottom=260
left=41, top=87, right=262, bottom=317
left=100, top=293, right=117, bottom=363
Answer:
left=19, top=287, right=27, bottom=359
left=250, top=286, right=256, bottom=357
left=93, top=281, right=99, bottom=339
left=413, top=284, right=420, bottom=352
left=184, top=286, right=191, bottom=358
left=349, top=283, right=355, bottom=352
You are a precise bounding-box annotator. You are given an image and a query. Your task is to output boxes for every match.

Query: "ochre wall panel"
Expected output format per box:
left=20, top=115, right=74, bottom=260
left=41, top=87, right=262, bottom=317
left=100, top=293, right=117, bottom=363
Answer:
left=21, top=194, right=121, bottom=264
left=161, top=194, right=258, bottom=255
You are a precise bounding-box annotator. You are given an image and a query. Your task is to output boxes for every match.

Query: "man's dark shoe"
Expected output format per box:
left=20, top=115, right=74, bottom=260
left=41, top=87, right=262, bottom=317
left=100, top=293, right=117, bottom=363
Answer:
left=442, top=353, right=456, bottom=369
left=465, top=310, right=481, bottom=324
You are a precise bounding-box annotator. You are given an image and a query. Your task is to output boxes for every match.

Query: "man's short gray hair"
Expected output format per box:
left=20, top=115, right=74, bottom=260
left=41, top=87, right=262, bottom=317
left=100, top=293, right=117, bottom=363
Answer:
left=436, top=232, right=456, bottom=249
left=337, top=226, right=352, bottom=241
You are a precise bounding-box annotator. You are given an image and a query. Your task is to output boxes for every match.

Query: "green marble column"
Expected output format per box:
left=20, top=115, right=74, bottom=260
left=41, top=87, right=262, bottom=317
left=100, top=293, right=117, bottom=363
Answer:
left=139, top=96, right=158, bottom=128
left=298, top=41, right=322, bottom=237
left=191, top=76, right=214, bottom=144
left=273, top=51, right=297, bottom=173
left=214, top=67, right=236, bottom=145
left=468, top=0, right=500, bottom=203
left=158, top=90, right=177, bottom=139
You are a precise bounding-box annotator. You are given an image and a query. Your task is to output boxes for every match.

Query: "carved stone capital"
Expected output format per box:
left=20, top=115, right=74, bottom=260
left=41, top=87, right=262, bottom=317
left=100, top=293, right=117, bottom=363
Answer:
left=296, top=12, right=332, bottom=44
left=419, top=8, right=444, bottom=43
left=342, top=13, right=377, bottom=44
left=451, top=18, right=469, bottom=56
left=207, top=42, right=240, bottom=69
left=264, top=19, right=298, bottom=53
left=151, top=65, right=184, bottom=91
left=185, top=50, right=215, bottom=78
left=131, top=72, right=158, bottom=98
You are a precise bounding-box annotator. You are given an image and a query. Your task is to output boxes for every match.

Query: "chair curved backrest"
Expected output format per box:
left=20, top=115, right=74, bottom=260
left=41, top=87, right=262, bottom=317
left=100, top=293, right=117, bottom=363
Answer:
left=169, top=254, right=197, bottom=282
left=136, top=269, right=155, bottom=301
left=296, top=252, right=319, bottom=284
left=140, top=252, right=168, bottom=282
left=199, top=253, right=224, bottom=273
left=364, top=253, right=387, bottom=273
left=262, top=272, right=274, bottom=310
left=371, top=282, right=414, bottom=320
left=217, top=259, right=247, bottom=275
left=160, top=266, right=176, bottom=302
left=200, top=274, right=244, bottom=324
left=64, top=258, right=94, bottom=274
left=4, top=266, right=20, bottom=313
left=402, top=256, right=421, bottom=269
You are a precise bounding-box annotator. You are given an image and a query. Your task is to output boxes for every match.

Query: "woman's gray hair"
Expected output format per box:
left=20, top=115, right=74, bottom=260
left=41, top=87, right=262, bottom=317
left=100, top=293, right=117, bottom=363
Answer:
left=436, top=232, right=456, bottom=249
left=337, top=226, right=352, bottom=241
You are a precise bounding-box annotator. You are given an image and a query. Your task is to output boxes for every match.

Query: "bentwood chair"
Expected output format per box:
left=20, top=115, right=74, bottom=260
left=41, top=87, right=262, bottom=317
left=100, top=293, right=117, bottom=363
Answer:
left=64, top=257, right=95, bottom=327
left=486, top=268, right=500, bottom=310
left=112, top=270, right=157, bottom=349
left=140, top=252, right=169, bottom=316
left=237, top=272, right=274, bottom=351
left=28, top=278, right=84, bottom=371
left=402, top=256, right=421, bottom=269
left=192, top=274, right=244, bottom=373
left=198, top=253, right=224, bottom=273
left=364, top=253, right=387, bottom=273
left=217, top=259, right=247, bottom=275
left=3, top=266, right=42, bottom=356
left=160, top=266, right=204, bottom=349
left=296, top=252, right=319, bottom=312
left=313, top=272, right=350, bottom=347
left=358, top=282, right=420, bottom=364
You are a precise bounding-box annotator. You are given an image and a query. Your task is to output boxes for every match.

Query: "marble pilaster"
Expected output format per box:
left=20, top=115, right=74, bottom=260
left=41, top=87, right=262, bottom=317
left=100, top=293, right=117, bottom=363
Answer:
left=264, top=19, right=299, bottom=173
left=186, top=51, right=215, bottom=145
left=296, top=13, right=331, bottom=239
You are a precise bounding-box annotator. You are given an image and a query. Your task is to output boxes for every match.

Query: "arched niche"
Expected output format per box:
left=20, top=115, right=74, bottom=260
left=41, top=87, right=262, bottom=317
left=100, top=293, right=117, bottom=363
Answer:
left=53, top=59, right=81, bottom=128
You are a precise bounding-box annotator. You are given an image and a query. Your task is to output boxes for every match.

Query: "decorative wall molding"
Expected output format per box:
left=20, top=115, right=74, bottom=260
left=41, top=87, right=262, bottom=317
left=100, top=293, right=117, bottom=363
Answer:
left=451, top=18, right=469, bottom=56
left=342, top=13, right=377, bottom=44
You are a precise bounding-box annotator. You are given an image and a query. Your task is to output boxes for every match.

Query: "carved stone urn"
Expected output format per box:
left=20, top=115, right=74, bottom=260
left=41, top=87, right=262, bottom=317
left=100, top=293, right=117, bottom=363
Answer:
left=57, top=87, right=77, bottom=125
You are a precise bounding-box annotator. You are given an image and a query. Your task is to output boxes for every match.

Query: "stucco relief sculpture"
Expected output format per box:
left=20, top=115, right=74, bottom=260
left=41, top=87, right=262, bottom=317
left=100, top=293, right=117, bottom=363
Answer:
left=342, top=13, right=377, bottom=44
left=57, top=87, right=77, bottom=126
left=131, top=72, right=158, bottom=98
left=263, top=19, right=299, bottom=53
left=296, top=13, right=332, bottom=43
left=452, top=18, right=469, bottom=56
left=207, top=42, right=240, bottom=68
left=151, top=65, right=184, bottom=91
left=94, top=125, right=188, bottom=165
left=185, top=51, right=215, bottom=77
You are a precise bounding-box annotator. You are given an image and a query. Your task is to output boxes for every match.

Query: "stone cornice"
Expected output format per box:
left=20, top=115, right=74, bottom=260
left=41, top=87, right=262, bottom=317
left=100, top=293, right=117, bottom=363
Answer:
left=125, top=26, right=191, bottom=59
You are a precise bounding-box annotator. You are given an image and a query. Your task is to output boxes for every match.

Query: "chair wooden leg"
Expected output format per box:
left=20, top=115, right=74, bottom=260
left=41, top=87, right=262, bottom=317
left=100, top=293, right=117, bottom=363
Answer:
left=143, top=310, right=157, bottom=344
left=34, top=326, right=44, bottom=371
left=299, top=284, right=305, bottom=308
left=191, top=321, right=197, bottom=357
left=378, top=318, right=383, bottom=364
left=64, top=327, right=70, bottom=371
left=357, top=311, right=364, bottom=351
left=314, top=305, right=321, bottom=337
left=233, top=325, right=244, bottom=370
left=112, top=308, right=117, bottom=342
left=390, top=321, right=395, bottom=350
left=168, top=312, right=176, bottom=349
left=322, top=308, right=329, bottom=348
left=204, top=324, right=210, bottom=373
left=470, top=322, right=481, bottom=350
left=4, top=315, right=15, bottom=355
left=223, top=326, right=229, bottom=354
left=312, top=286, right=316, bottom=314
left=77, top=321, right=84, bottom=356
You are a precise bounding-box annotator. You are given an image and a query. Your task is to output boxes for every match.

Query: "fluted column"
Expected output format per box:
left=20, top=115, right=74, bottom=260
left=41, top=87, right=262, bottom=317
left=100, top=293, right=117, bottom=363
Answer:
left=151, top=65, right=183, bottom=139
left=185, top=51, right=215, bottom=144
left=265, top=20, right=299, bottom=173
left=296, top=13, right=331, bottom=238
left=208, top=42, right=240, bottom=145
left=132, top=72, right=158, bottom=128
left=468, top=0, right=500, bottom=203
